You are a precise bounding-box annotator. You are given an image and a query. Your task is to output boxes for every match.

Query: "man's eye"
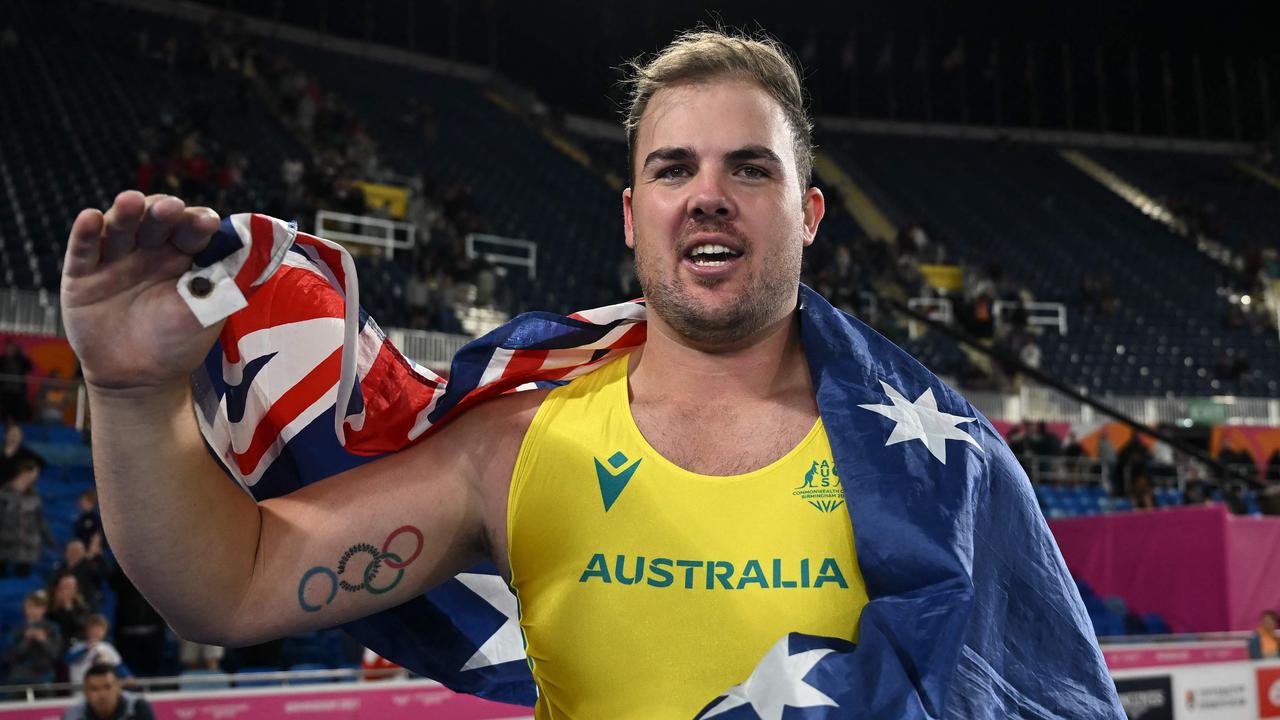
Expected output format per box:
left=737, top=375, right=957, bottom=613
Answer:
left=739, top=166, right=768, bottom=179
left=658, top=166, right=690, bottom=179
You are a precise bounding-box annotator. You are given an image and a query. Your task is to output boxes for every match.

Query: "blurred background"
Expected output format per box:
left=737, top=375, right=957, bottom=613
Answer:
left=0, top=0, right=1277, bottom=717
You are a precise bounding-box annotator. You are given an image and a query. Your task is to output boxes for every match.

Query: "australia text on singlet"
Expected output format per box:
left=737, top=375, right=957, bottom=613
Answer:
left=507, top=355, right=868, bottom=719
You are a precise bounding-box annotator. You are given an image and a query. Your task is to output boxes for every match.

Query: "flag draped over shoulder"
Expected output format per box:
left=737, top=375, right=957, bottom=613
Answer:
left=183, top=214, right=1123, bottom=718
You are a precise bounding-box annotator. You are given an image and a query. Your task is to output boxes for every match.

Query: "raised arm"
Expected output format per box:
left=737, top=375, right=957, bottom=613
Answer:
left=62, top=192, right=494, bottom=646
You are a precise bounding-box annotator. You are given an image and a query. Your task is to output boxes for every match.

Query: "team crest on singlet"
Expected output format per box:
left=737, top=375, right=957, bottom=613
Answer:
left=793, top=459, right=845, bottom=513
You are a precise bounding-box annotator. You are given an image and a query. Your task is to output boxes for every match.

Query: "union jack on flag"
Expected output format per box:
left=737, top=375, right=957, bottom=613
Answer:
left=183, top=214, right=1123, bottom=717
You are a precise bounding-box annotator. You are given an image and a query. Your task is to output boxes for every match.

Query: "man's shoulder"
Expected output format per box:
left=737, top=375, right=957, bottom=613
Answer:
left=447, top=387, right=555, bottom=440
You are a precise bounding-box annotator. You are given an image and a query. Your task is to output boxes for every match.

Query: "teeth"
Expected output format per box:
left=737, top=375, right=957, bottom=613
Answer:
left=692, top=258, right=728, bottom=267
left=690, top=243, right=735, bottom=257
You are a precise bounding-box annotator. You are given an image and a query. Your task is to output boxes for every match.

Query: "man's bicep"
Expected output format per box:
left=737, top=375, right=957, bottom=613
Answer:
left=221, top=426, right=488, bottom=646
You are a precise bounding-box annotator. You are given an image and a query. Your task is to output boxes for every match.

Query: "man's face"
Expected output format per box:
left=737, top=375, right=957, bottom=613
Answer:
left=624, top=78, right=824, bottom=347
left=84, top=673, right=122, bottom=717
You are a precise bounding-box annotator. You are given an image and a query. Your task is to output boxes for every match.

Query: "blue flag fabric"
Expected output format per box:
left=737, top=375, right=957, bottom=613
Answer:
left=691, top=291, right=1124, bottom=717
left=189, top=215, right=1123, bottom=717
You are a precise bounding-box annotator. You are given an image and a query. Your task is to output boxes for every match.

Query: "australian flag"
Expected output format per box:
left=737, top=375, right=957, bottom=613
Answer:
left=183, top=214, right=1123, bottom=717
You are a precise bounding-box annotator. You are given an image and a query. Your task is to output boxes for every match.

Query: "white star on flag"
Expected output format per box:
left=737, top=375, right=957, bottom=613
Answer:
left=859, top=380, right=981, bottom=464
left=454, top=573, right=525, bottom=671
left=701, top=635, right=838, bottom=720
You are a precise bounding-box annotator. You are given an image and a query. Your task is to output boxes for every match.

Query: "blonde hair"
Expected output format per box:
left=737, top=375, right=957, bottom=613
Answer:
left=621, top=28, right=814, bottom=191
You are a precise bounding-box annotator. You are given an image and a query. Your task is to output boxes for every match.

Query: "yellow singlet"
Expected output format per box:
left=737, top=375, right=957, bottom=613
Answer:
left=507, top=355, right=868, bottom=719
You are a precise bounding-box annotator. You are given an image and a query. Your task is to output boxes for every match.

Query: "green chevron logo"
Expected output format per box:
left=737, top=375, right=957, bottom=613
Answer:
left=594, top=451, right=642, bottom=512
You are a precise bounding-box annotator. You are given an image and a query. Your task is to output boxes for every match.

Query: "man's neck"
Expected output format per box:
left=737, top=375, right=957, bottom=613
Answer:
left=628, top=308, right=811, bottom=407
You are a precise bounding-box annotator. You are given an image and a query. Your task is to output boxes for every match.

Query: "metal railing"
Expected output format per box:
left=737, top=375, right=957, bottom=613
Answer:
left=1022, top=455, right=1108, bottom=487
left=465, top=233, right=537, bottom=279
left=0, top=371, right=87, bottom=430
left=905, top=296, right=953, bottom=339
left=0, top=288, right=61, bottom=337
left=314, top=210, right=417, bottom=258
left=993, top=300, right=1068, bottom=336
left=384, top=328, right=472, bottom=370
left=965, top=385, right=1280, bottom=428
left=0, top=667, right=411, bottom=703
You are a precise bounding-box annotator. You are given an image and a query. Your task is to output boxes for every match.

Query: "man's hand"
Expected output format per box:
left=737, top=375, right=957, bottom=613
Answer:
left=61, top=191, right=223, bottom=392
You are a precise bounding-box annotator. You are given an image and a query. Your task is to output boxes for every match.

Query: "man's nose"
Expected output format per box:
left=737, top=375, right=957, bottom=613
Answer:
left=686, top=172, right=737, bottom=219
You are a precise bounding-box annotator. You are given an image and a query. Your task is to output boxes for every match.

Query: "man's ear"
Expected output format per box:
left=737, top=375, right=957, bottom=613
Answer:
left=623, top=187, right=636, bottom=250
left=802, top=187, right=825, bottom=248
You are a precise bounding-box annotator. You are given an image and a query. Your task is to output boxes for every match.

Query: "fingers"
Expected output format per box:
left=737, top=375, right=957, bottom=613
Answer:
left=62, top=209, right=105, bottom=278
left=171, top=206, right=221, bottom=255
left=135, top=195, right=187, bottom=249
left=99, top=191, right=146, bottom=264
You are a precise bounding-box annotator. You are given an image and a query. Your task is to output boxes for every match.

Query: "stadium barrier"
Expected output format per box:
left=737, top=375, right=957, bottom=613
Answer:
left=0, top=672, right=531, bottom=719
left=1111, top=658, right=1280, bottom=719
left=464, top=234, right=537, bottom=280
left=314, top=210, right=418, bottom=259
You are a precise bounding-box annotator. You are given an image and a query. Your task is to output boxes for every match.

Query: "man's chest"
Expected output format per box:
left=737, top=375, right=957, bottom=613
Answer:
left=629, top=398, right=819, bottom=476
left=504, top=410, right=865, bottom=717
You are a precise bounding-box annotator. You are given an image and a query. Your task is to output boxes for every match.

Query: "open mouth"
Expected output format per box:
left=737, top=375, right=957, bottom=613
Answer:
left=684, top=242, right=744, bottom=267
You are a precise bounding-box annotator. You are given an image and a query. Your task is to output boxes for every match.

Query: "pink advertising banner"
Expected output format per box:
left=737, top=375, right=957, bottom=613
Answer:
left=1051, top=504, right=1280, bottom=634
left=1102, top=641, right=1249, bottom=670
left=0, top=681, right=532, bottom=720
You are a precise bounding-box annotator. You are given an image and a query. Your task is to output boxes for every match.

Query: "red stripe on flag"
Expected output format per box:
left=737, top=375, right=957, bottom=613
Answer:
left=232, top=345, right=344, bottom=476
left=498, top=349, right=549, bottom=382
left=234, top=214, right=279, bottom=289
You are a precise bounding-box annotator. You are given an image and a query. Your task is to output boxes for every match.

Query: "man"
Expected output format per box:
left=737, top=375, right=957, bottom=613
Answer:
left=62, top=664, right=154, bottom=720
left=61, top=30, right=1119, bottom=718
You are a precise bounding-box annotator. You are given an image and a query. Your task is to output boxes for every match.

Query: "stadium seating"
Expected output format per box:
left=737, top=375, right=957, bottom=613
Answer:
left=1093, top=149, right=1280, bottom=254
left=4, top=1, right=1277, bottom=397
left=824, top=133, right=1280, bottom=396
left=0, top=1, right=304, bottom=291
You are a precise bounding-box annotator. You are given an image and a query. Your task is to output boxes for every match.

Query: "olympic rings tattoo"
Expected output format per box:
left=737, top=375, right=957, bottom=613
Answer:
left=296, top=525, right=423, bottom=613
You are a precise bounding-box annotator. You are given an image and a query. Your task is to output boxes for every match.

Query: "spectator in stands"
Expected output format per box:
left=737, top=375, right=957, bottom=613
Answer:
left=46, top=572, right=91, bottom=649
left=1183, top=480, right=1209, bottom=506
left=1097, top=433, right=1120, bottom=495
left=1118, top=438, right=1152, bottom=496
left=1031, top=422, right=1061, bottom=457
left=62, top=664, right=155, bottom=720
left=1225, top=484, right=1250, bottom=516
left=3, top=590, right=62, bottom=691
left=1268, top=449, right=1280, bottom=484
left=1249, top=610, right=1280, bottom=660
left=1, top=340, right=34, bottom=422
left=3, top=423, right=45, bottom=482
left=52, top=537, right=109, bottom=611
left=66, top=615, right=128, bottom=689
left=0, top=457, right=55, bottom=577
left=107, top=566, right=166, bottom=678
left=1128, top=471, right=1156, bottom=511
left=74, top=490, right=104, bottom=548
